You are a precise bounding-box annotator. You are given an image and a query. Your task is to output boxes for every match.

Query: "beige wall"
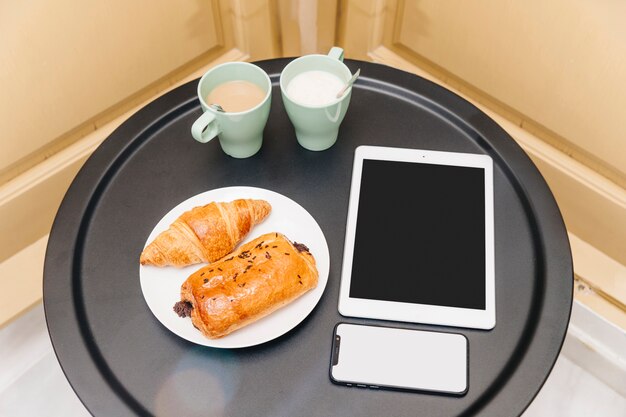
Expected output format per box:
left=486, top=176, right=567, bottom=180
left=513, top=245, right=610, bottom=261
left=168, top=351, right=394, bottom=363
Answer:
left=340, top=0, right=626, bottom=186
left=278, top=0, right=339, bottom=56
left=0, top=0, right=338, bottom=185
left=394, top=0, right=626, bottom=187
left=0, top=0, right=229, bottom=182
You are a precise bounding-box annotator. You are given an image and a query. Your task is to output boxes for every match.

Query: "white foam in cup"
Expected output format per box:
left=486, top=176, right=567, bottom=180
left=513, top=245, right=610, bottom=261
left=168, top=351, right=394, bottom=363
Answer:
left=279, top=46, right=352, bottom=152
left=286, top=70, right=344, bottom=107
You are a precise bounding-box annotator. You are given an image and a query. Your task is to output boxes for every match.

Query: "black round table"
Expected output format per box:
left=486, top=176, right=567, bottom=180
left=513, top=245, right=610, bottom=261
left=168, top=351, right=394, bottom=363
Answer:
left=44, top=59, right=573, bottom=417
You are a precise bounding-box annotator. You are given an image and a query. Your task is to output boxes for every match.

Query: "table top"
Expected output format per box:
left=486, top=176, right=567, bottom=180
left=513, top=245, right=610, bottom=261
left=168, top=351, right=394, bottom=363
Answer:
left=44, top=58, right=573, bottom=417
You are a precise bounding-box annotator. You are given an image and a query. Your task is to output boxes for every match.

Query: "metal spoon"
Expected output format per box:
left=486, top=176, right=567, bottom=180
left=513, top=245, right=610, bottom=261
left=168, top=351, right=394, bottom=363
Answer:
left=336, top=68, right=361, bottom=98
left=210, top=103, right=225, bottom=112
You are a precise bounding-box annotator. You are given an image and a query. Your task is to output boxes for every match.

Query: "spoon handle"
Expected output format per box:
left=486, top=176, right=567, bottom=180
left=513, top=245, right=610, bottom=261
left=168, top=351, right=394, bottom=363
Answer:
left=337, top=68, right=361, bottom=98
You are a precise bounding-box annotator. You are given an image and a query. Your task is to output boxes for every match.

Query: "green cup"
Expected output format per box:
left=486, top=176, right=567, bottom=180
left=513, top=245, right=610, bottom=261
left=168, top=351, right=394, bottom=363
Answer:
left=280, top=47, right=353, bottom=151
left=191, top=62, right=271, bottom=158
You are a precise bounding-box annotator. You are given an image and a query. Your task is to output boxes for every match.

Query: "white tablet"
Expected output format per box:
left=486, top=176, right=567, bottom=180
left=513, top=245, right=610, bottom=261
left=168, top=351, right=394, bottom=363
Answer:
left=338, top=146, right=495, bottom=330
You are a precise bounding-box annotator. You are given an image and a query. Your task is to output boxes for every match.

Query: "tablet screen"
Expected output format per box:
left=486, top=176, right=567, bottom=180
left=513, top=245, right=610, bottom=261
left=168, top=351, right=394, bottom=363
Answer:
left=349, top=159, right=486, bottom=310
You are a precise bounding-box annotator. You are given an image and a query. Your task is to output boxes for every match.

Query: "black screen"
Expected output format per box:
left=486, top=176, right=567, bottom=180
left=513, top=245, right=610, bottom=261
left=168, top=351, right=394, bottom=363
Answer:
left=349, top=159, right=486, bottom=310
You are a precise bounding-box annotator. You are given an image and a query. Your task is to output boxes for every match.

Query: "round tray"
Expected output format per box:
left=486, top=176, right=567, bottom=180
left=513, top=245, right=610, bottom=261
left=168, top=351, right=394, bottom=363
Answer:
left=44, top=58, right=572, bottom=417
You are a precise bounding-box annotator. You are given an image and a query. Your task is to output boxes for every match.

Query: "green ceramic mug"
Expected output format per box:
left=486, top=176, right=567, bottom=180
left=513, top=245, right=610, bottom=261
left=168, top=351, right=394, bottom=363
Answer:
left=191, top=62, right=272, bottom=158
left=280, top=47, right=353, bottom=151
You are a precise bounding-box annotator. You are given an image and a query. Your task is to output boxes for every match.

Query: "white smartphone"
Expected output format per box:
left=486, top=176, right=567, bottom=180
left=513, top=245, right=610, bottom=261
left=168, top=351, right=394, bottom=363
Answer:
left=330, top=323, right=468, bottom=395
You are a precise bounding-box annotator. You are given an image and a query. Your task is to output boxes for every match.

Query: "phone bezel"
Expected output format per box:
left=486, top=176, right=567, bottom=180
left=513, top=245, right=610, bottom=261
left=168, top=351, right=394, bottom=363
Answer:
left=329, top=322, right=469, bottom=395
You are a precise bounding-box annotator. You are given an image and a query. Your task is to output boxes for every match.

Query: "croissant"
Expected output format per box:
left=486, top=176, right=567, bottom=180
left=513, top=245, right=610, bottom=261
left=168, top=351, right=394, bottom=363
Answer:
left=140, top=199, right=271, bottom=267
left=175, top=232, right=318, bottom=338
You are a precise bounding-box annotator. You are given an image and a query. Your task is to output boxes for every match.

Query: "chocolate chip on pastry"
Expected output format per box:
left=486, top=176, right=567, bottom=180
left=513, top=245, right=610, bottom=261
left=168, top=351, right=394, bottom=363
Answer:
left=179, top=232, right=318, bottom=338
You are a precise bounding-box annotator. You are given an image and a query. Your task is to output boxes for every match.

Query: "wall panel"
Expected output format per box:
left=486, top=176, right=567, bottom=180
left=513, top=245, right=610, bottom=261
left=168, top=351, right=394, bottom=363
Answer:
left=395, top=0, right=626, bottom=185
left=0, top=0, right=224, bottom=178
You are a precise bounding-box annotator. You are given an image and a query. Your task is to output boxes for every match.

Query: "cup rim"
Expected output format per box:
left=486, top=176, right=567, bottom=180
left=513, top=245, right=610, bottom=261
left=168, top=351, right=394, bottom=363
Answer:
left=197, top=61, right=272, bottom=116
left=279, top=54, right=353, bottom=109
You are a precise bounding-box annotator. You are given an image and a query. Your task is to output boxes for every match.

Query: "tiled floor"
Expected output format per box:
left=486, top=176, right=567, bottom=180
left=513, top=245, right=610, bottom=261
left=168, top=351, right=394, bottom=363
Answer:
left=1, top=303, right=625, bottom=416
left=523, top=357, right=626, bottom=417
left=0, top=304, right=88, bottom=417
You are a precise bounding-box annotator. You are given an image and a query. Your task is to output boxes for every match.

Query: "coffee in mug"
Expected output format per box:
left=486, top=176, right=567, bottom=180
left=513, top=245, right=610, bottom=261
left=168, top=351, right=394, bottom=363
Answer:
left=206, top=80, right=266, bottom=113
left=191, top=62, right=271, bottom=158
left=286, top=70, right=344, bottom=106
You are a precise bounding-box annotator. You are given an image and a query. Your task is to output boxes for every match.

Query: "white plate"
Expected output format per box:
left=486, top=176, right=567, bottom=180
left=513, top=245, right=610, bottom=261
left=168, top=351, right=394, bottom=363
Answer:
left=139, top=186, right=330, bottom=348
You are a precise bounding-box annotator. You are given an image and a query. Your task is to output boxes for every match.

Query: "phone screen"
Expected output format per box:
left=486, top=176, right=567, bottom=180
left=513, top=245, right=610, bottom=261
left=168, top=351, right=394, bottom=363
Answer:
left=330, top=323, right=468, bottom=395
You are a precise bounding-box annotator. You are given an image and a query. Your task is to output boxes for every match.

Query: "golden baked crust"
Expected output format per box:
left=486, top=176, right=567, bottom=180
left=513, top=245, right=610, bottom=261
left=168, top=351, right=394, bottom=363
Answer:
left=140, top=199, right=271, bottom=267
left=180, top=232, right=318, bottom=338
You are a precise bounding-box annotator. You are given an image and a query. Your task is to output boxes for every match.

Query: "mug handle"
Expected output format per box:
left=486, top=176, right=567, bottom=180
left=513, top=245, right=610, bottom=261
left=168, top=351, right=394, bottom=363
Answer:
left=191, top=111, right=221, bottom=143
left=328, top=47, right=344, bottom=62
